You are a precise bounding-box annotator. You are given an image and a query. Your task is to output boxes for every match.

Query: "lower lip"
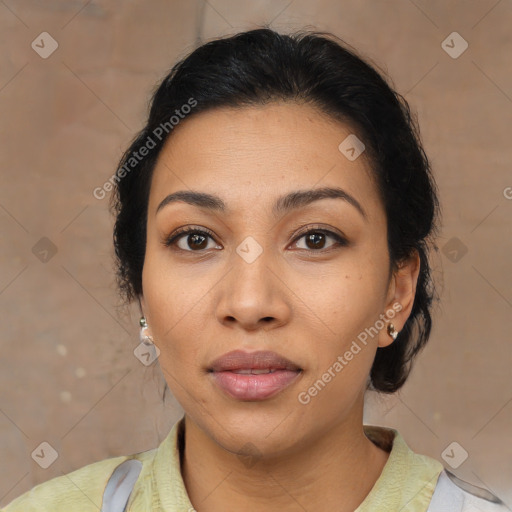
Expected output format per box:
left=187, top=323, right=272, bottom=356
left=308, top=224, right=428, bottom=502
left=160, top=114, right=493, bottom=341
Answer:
left=210, top=370, right=301, bottom=401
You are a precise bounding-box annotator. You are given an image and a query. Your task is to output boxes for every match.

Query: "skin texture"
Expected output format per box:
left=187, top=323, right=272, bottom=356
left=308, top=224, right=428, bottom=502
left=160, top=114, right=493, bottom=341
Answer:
left=140, top=101, right=420, bottom=511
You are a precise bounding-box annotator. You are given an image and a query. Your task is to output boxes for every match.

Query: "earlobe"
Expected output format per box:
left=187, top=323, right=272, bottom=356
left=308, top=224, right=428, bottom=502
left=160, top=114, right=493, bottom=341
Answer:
left=378, top=250, right=421, bottom=348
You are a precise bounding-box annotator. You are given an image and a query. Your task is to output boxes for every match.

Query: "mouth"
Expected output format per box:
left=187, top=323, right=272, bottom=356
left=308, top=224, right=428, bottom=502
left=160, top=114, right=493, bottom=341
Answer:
left=208, top=350, right=303, bottom=401
left=230, top=368, right=283, bottom=374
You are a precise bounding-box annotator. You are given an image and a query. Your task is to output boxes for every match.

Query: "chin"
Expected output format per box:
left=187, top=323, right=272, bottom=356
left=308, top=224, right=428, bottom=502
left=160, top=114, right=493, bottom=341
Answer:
left=202, top=404, right=305, bottom=456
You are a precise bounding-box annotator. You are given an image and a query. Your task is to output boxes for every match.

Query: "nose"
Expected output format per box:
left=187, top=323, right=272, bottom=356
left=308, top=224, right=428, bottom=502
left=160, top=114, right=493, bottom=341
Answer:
left=215, top=242, right=292, bottom=332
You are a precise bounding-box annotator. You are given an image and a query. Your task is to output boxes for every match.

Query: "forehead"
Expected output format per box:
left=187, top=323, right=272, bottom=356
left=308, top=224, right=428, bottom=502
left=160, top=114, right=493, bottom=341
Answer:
left=148, top=102, right=383, bottom=221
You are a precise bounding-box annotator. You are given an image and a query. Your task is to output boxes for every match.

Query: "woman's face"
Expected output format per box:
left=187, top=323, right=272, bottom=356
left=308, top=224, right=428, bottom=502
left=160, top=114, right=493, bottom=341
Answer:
left=141, top=101, right=417, bottom=457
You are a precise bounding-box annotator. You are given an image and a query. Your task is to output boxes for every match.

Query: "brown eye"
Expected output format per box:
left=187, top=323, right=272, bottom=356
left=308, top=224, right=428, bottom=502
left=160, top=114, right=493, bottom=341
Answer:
left=293, top=229, right=347, bottom=251
left=164, top=226, right=347, bottom=254
left=164, top=227, right=220, bottom=252
left=183, top=233, right=209, bottom=250
left=305, top=232, right=327, bottom=249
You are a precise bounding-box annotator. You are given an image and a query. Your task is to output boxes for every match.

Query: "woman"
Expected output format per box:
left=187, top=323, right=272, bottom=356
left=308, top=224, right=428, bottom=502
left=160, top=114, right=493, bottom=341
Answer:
left=2, top=28, right=506, bottom=512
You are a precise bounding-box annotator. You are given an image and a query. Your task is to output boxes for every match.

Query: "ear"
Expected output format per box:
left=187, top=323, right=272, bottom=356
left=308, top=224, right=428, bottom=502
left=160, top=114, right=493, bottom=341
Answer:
left=378, top=250, right=421, bottom=348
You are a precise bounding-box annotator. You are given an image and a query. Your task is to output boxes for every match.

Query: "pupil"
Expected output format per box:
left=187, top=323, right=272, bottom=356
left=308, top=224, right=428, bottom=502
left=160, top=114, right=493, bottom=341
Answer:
left=189, top=234, right=207, bottom=250
left=307, top=233, right=324, bottom=249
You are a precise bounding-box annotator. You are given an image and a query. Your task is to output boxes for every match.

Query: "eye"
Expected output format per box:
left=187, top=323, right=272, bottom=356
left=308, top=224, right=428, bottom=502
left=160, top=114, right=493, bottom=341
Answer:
left=163, top=226, right=220, bottom=252
left=291, top=228, right=348, bottom=252
left=163, top=225, right=348, bottom=253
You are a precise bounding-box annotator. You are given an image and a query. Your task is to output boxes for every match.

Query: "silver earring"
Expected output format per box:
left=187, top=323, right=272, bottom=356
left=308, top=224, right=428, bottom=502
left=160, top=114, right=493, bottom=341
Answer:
left=387, top=322, right=398, bottom=340
left=139, top=317, right=154, bottom=346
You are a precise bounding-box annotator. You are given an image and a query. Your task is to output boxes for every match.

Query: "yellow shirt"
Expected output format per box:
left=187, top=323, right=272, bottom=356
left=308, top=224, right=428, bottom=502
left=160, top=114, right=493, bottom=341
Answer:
left=1, top=418, right=443, bottom=511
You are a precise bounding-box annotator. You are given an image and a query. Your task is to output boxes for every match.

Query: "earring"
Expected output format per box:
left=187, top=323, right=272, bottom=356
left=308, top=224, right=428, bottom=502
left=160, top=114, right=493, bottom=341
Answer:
left=387, top=322, right=399, bottom=340
left=139, top=317, right=154, bottom=346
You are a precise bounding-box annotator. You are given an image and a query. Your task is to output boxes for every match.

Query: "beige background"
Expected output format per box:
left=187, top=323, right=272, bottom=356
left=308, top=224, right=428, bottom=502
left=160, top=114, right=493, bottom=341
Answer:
left=1, top=0, right=511, bottom=507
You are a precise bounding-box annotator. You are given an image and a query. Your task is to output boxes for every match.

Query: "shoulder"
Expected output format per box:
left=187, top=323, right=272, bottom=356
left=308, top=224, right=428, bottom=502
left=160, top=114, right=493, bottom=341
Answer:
left=0, top=449, right=157, bottom=512
left=429, top=469, right=508, bottom=512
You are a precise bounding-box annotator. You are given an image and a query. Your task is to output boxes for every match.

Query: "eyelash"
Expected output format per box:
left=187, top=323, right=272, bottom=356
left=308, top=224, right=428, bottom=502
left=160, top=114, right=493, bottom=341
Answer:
left=163, top=225, right=348, bottom=253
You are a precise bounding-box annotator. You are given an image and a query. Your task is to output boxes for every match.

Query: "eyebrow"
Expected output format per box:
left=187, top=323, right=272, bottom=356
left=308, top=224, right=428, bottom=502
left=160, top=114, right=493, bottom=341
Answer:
left=155, top=186, right=367, bottom=221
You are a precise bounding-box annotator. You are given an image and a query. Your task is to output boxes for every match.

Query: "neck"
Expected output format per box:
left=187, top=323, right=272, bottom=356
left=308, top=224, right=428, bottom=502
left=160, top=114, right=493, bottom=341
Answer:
left=181, top=408, right=390, bottom=512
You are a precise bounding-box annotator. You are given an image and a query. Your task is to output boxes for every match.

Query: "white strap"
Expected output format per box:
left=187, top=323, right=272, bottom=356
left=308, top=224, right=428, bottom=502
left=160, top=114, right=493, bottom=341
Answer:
left=101, top=459, right=142, bottom=512
left=427, top=470, right=507, bottom=512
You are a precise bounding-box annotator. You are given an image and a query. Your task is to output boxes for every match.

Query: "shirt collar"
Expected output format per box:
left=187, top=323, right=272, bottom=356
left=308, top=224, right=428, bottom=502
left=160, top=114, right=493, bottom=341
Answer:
left=357, top=424, right=443, bottom=511
left=150, top=417, right=443, bottom=511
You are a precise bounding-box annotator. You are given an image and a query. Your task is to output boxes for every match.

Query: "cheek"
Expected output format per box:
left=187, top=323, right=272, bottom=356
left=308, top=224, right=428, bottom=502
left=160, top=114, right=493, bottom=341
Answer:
left=141, top=253, right=203, bottom=362
left=143, top=241, right=193, bottom=314
left=297, top=272, right=384, bottom=407
left=298, top=255, right=389, bottom=394
left=308, top=259, right=387, bottom=334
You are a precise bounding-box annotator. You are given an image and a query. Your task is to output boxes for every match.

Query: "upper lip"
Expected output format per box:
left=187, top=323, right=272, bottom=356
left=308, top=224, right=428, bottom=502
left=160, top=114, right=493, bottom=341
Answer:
left=209, top=350, right=302, bottom=372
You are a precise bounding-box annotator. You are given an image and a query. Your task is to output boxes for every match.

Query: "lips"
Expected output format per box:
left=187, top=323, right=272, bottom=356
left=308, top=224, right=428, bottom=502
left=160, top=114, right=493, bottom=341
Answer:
left=209, top=350, right=302, bottom=372
left=208, top=350, right=303, bottom=401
